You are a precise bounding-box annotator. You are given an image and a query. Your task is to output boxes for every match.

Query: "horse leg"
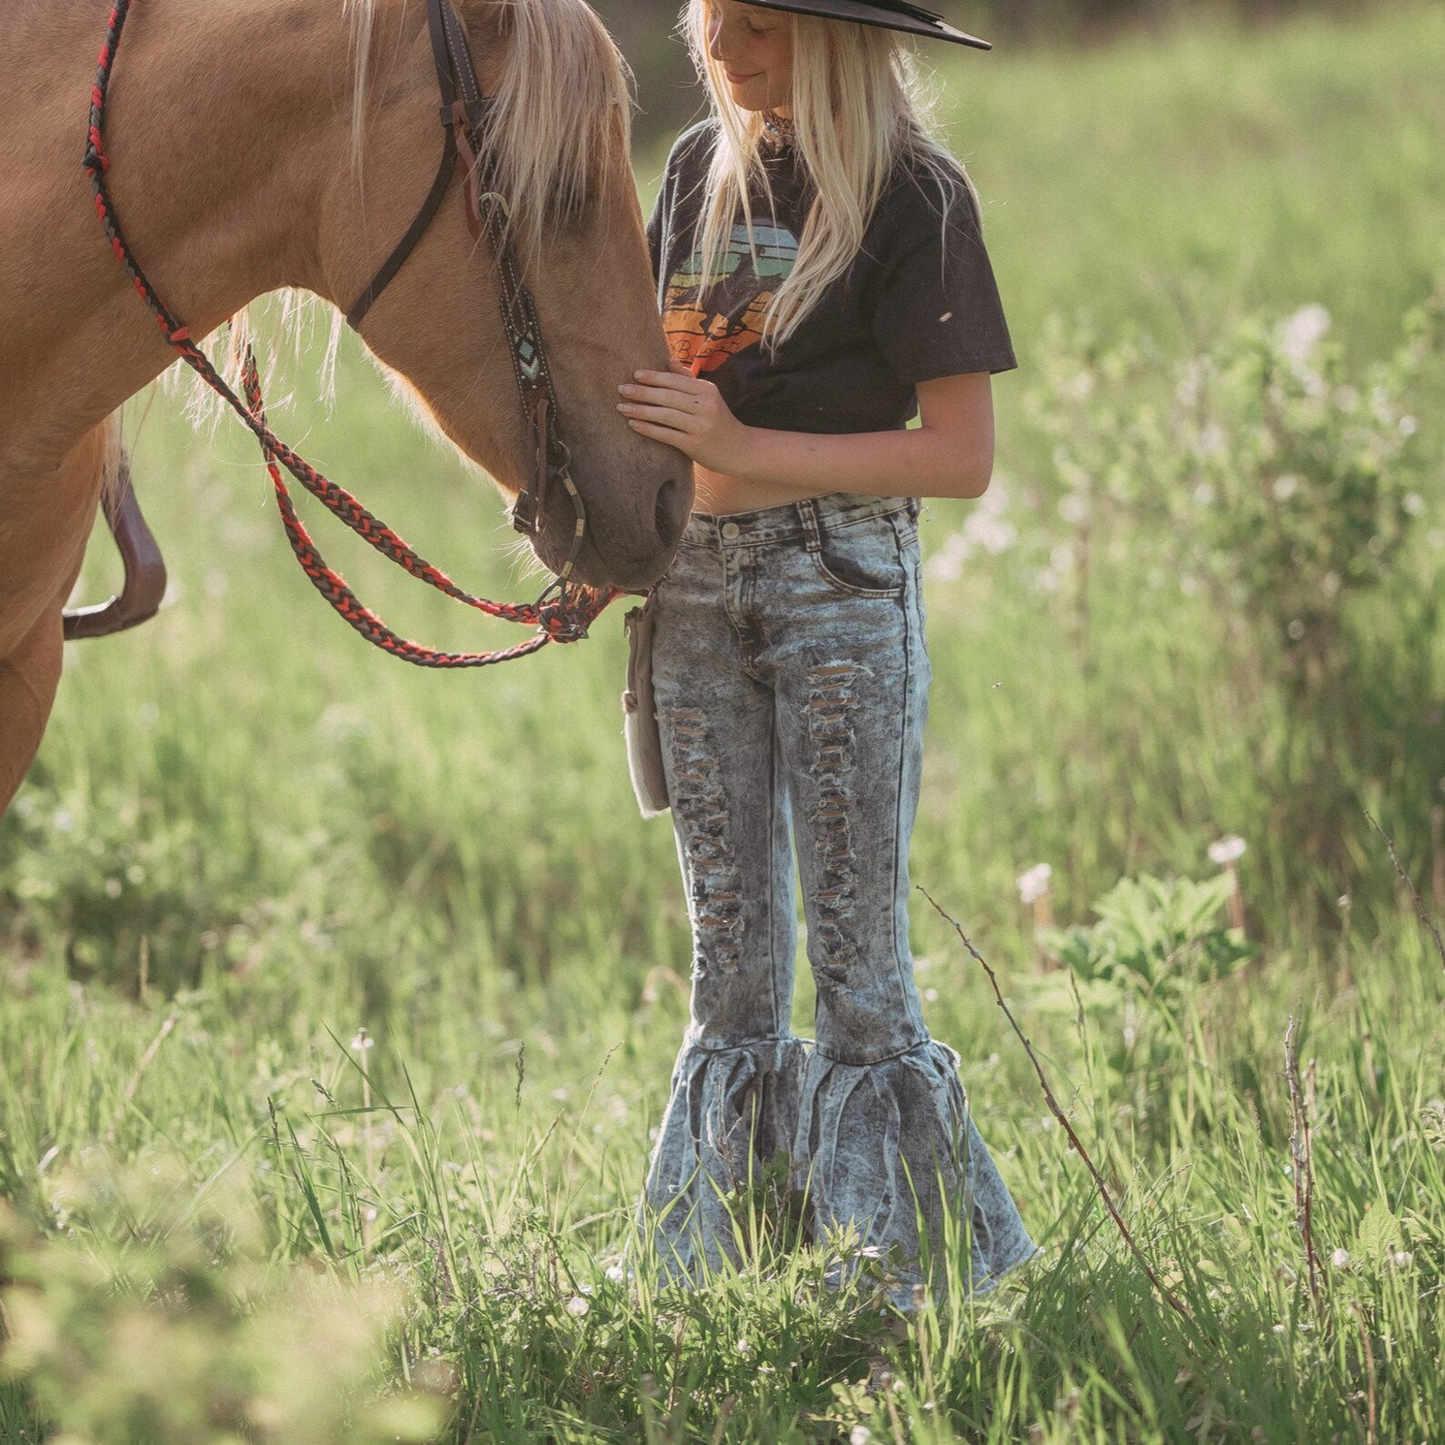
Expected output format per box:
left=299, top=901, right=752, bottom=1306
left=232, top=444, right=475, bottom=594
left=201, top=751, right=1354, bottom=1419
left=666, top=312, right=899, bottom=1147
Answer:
left=0, top=426, right=113, bottom=816
left=0, top=600, right=69, bottom=812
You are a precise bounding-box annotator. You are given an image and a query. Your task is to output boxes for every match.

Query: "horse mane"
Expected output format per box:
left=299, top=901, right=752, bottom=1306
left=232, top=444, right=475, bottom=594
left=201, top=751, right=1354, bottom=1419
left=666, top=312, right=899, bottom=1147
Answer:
left=349, top=0, right=633, bottom=263
left=177, top=0, right=630, bottom=423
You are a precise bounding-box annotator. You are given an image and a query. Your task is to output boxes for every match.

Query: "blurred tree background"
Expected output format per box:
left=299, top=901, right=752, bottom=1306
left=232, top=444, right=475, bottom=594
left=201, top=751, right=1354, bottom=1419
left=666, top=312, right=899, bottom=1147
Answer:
left=595, top=0, right=1397, bottom=148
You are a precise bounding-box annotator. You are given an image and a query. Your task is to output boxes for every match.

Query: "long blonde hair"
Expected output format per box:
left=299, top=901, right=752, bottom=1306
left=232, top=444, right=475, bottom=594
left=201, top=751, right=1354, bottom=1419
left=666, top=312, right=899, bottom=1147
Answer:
left=684, top=0, right=978, bottom=345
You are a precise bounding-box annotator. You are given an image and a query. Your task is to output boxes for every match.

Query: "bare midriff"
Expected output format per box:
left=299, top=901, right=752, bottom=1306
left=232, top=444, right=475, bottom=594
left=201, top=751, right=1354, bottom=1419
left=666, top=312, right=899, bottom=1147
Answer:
left=692, top=464, right=831, bottom=517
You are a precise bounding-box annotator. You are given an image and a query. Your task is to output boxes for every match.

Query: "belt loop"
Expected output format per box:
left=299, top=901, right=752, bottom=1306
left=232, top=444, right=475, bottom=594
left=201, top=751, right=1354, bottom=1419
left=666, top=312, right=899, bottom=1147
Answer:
left=907, top=496, right=921, bottom=522
left=798, top=497, right=823, bottom=554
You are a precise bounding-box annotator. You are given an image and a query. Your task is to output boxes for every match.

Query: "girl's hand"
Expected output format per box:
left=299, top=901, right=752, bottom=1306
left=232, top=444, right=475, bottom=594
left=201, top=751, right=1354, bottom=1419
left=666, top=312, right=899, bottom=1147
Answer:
left=618, top=361, right=754, bottom=475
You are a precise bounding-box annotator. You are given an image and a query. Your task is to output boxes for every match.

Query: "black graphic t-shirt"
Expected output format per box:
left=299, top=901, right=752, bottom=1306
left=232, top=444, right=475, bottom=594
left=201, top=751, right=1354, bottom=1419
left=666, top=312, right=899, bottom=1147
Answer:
left=646, top=121, right=1016, bottom=435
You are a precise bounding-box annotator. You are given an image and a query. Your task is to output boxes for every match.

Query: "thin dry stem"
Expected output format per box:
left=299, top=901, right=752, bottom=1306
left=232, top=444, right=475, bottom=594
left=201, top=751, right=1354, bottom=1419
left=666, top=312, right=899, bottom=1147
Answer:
left=1284, top=1015, right=1324, bottom=1313
left=1353, top=1301, right=1378, bottom=1445
left=1366, top=810, right=1445, bottom=977
left=918, top=886, right=1193, bottom=1325
left=105, top=1007, right=179, bottom=1145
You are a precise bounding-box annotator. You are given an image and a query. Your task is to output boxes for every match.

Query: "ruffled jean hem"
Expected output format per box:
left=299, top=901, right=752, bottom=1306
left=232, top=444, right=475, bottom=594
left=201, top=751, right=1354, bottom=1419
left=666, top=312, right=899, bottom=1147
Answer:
left=640, top=1034, right=1038, bottom=1308
left=640, top=1036, right=808, bottom=1285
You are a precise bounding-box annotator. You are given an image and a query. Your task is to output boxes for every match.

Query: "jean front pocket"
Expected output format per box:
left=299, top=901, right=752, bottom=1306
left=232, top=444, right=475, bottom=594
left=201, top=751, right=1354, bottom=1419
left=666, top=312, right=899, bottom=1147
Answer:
left=810, top=517, right=908, bottom=600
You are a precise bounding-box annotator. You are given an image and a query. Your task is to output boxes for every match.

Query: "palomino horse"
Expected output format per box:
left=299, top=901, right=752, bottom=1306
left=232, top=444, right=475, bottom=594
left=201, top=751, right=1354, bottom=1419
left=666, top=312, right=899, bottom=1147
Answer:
left=0, top=0, right=692, bottom=813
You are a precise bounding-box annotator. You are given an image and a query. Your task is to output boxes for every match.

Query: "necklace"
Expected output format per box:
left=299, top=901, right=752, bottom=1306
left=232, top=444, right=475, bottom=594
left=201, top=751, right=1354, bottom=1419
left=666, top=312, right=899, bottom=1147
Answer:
left=761, top=109, right=795, bottom=147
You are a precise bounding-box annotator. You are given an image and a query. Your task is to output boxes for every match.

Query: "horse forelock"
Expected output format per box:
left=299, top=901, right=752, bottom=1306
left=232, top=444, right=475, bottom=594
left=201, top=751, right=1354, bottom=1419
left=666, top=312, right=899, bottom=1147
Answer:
left=483, top=0, right=634, bottom=262
left=346, top=0, right=630, bottom=259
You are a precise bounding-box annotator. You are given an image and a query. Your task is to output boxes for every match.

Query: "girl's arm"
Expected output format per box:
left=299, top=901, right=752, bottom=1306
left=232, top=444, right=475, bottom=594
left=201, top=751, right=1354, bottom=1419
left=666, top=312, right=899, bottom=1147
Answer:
left=617, top=363, right=995, bottom=500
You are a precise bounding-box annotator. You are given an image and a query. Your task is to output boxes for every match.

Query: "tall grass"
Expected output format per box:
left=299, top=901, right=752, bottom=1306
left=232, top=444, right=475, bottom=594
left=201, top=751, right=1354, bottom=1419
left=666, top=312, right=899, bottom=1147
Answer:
left=2, top=4, right=1443, bottom=1440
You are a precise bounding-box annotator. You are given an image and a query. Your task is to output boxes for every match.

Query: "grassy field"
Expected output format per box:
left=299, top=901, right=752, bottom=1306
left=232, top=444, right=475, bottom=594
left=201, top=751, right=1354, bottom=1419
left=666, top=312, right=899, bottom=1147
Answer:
left=3, top=4, right=1444, bottom=1441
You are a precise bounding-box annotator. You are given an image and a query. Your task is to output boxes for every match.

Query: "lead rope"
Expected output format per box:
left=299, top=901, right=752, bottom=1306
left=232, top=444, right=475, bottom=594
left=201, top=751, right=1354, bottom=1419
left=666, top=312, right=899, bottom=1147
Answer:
left=84, top=0, right=617, bottom=666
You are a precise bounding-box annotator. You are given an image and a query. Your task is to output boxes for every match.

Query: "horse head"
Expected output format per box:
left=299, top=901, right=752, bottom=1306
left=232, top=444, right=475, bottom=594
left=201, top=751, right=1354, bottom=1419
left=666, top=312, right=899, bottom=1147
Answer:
left=318, top=0, right=692, bottom=592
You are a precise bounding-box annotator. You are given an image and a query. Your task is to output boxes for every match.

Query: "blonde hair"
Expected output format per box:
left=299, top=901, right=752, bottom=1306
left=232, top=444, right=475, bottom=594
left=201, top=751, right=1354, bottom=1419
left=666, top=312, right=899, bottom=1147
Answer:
left=684, top=0, right=978, bottom=345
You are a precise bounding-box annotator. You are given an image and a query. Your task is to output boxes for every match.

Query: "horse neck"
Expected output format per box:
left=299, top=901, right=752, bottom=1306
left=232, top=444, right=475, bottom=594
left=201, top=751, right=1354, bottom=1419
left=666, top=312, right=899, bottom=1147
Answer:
left=101, top=0, right=362, bottom=327
left=2, top=0, right=369, bottom=465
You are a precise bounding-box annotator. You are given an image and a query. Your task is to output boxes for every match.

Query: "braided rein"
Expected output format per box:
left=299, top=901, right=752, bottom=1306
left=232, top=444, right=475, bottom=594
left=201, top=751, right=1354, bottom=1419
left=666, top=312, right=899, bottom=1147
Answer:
left=83, top=0, right=619, bottom=668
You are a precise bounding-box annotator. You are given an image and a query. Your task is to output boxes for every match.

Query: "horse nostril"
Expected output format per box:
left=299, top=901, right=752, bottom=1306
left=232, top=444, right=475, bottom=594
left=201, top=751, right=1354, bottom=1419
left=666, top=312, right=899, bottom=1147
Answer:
left=654, top=475, right=688, bottom=549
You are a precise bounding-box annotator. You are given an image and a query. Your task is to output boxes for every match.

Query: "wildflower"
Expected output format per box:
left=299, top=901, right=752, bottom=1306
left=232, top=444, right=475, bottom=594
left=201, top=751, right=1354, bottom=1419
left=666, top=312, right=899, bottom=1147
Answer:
left=1208, top=836, right=1247, bottom=866
left=565, top=1296, right=590, bottom=1317
left=1196, top=421, right=1226, bottom=456
left=737, top=1338, right=752, bottom=1356
left=1279, top=303, right=1331, bottom=368
left=1330, top=1248, right=1350, bottom=1269
left=1017, top=864, right=1053, bottom=906
left=924, top=532, right=969, bottom=584
left=349, top=1028, right=374, bottom=1053
left=850, top=1428, right=872, bottom=1445
left=605, top=1263, right=626, bottom=1284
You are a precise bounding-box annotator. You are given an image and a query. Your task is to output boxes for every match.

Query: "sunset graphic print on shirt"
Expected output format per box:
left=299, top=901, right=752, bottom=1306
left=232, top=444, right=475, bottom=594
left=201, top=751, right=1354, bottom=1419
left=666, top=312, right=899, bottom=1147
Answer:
left=662, top=222, right=799, bottom=375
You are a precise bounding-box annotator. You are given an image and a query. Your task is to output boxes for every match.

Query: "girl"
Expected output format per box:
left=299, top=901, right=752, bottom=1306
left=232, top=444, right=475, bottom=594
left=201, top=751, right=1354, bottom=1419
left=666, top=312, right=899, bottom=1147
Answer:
left=621, top=0, right=1038, bottom=1310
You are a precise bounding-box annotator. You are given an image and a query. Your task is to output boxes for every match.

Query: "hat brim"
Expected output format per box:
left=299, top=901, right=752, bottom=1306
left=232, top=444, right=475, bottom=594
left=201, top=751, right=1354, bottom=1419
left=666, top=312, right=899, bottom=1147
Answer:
left=737, top=0, right=991, bottom=49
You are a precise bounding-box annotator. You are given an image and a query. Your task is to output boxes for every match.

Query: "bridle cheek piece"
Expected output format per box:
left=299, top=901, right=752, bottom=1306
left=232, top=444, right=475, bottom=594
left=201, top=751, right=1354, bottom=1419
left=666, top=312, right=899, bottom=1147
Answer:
left=83, top=0, right=616, bottom=668
left=347, top=0, right=583, bottom=576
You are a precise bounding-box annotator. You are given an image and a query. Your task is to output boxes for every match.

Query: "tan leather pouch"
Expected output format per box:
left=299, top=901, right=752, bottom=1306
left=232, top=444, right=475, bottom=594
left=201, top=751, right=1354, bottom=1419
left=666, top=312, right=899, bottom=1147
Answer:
left=622, top=592, right=670, bottom=817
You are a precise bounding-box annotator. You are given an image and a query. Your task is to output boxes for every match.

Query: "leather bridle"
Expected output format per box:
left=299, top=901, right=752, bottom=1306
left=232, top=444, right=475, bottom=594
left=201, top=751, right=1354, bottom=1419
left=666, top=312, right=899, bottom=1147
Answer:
left=347, top=0, right=586, bottom=583
left=81, top=0, right=617, bottom=668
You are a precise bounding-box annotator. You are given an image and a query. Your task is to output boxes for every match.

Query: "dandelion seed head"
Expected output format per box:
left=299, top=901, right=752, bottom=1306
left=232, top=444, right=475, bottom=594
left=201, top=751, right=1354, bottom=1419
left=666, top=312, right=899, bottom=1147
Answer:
left=1279, top=303, right=1331, bottom=366
left=1017, top=863, right=1053, bottom=905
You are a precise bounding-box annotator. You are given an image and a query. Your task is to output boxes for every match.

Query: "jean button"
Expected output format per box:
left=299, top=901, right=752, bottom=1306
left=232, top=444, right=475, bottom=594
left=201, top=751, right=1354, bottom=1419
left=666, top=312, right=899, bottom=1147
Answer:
left=721, top=521, right=741, bottom=540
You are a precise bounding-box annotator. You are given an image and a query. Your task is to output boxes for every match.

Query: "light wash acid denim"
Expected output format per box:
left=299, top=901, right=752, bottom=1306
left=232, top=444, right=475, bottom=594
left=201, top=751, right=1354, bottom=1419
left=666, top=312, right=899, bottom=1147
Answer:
left=640, top=492, right=1038, bottom=1308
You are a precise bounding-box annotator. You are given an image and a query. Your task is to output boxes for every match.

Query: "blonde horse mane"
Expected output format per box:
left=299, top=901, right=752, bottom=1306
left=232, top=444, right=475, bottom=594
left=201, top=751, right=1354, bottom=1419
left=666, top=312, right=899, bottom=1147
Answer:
left=348, top=0, right=633, bottom=263
left=181, top=0, right=632, bottom=419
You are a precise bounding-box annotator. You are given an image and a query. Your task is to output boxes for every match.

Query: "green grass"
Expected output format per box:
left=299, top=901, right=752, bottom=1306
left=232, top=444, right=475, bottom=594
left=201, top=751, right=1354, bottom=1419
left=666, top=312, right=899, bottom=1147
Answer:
left=3, top=4, right=1444, bottom=1440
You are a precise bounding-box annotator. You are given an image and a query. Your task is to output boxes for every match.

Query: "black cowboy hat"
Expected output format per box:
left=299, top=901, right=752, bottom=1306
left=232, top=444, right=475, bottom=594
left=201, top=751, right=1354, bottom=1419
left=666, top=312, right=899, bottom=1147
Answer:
left=736, top=0, right=991, bottom=49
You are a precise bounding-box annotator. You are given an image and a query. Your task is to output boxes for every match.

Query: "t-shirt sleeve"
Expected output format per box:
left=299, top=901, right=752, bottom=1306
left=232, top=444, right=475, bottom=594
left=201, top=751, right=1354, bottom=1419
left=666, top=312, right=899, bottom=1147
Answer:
left=870, top=179, right=1017, bottom=384
left=646, top=181, right=665, bottom=287
left=645, top=123, right=714, bottom=294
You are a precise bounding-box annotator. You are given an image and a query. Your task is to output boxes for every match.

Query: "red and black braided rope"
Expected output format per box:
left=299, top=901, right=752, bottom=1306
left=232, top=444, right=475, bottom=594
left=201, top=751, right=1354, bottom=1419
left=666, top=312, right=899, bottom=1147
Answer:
left=83, top=0, right=615, bottom=667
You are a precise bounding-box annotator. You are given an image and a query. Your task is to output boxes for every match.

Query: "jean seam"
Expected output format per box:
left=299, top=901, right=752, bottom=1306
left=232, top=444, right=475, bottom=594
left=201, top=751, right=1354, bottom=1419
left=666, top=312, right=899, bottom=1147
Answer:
left=890, top=522, right=916, bottom=1009
left=682, top=1035, right=797, bottom=1055
left=811, top=1034, right=932, bottom=1068
left=768, top=714, right=781, bottom=1041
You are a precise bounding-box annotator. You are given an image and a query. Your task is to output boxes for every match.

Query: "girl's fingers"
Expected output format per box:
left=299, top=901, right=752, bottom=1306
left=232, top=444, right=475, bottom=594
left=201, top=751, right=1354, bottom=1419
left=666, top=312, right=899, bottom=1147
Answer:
left=626, top=418, right=697, bottom=451
left=618, top=384, right=699, bottom=408
left=617, top=402, right=698, bottom=431
left=629, top=369, right=704, bottom=395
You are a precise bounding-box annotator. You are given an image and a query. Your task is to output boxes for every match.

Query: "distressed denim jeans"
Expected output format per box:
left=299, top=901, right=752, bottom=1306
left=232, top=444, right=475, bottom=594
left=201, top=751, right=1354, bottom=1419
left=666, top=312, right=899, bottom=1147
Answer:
left=641, top=493, right=1038, bottom=1307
